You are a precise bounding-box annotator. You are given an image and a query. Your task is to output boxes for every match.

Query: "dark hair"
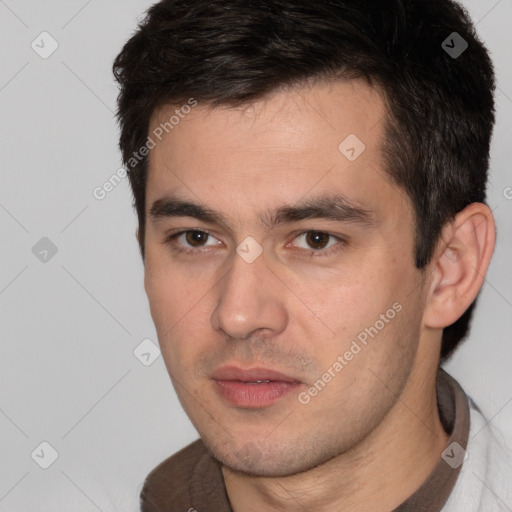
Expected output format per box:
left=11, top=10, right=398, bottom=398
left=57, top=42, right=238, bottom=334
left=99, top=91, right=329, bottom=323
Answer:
left=113, top=0, right=495, bottom=362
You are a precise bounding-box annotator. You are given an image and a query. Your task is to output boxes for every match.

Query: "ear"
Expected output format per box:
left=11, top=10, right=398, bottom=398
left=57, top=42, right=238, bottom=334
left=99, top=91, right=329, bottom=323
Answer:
left=423, top=203, right=496, bottom=329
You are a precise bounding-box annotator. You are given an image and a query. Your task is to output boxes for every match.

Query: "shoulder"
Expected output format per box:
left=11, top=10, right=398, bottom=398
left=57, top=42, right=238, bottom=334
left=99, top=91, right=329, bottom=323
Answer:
left=140, top=439, right=209, bottom=511
left=475, top=401, right=512, bottom=509
left=443, top=395, right=512, bottom=512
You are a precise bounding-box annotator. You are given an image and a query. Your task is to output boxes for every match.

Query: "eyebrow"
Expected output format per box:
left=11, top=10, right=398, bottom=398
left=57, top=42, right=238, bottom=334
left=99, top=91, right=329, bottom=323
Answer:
left=148, top=194, right=377, bottom=230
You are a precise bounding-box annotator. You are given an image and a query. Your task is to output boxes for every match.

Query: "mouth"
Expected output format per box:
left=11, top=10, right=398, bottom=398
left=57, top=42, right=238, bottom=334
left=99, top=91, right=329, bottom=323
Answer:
left=211, top=366, right=302, bottom=408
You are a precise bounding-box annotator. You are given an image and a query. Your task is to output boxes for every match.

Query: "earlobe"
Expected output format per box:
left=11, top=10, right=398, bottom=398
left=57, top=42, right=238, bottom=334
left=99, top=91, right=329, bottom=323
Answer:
left=423, top=203, right=496, bottom=329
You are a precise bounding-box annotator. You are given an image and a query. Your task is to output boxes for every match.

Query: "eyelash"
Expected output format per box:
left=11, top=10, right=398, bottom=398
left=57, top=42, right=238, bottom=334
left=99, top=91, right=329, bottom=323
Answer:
left=163, top=230, right=346, bottom=257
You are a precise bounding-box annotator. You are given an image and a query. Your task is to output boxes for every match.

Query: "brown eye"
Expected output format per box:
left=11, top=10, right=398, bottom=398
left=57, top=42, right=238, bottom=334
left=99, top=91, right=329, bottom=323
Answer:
left=305, top=231, right=330, bottom=249
left=164, top=229, right=222, bottom=255
left=290, top=231, right=345, bottom=256
left=185, top=230, right=209, bottom=247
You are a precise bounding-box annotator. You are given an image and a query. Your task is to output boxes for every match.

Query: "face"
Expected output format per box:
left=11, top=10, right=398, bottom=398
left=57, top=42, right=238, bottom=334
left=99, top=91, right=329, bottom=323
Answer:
left=144, top=79, right=429, bottom=477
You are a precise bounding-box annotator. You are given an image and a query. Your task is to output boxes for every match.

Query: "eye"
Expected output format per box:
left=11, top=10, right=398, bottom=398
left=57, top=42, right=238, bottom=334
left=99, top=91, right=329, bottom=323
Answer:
left=290, top=231, right=345, bottom=255
left=165, top=230, right=222, bottom=253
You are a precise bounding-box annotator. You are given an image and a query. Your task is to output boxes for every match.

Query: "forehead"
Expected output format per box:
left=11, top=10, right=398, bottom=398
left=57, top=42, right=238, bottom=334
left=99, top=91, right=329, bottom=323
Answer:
left=148, top=78, right=386, bottom=150
left=145, top=79, right=410, bottom=229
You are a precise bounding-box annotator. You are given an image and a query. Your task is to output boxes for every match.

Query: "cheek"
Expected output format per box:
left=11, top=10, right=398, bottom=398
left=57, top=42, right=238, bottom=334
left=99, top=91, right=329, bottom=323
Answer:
left=145, top=245, right=207, bottom=326
left=308, top=302, right=421, bottom=427
left=309, top=261, right=417, bottom=369
left=145, top=269, right=179, bottom=332
left=145, top=262, right=215, bottom=368
left=311, top=267, right=383, bottom=330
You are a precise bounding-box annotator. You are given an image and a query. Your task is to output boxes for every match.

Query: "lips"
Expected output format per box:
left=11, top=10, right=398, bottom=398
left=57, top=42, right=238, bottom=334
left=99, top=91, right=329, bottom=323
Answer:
left=210, top=366, right=302, bottom=408
left=211, top=366, right=300, bottom=384
left=211, top=366, right=301, bottom=408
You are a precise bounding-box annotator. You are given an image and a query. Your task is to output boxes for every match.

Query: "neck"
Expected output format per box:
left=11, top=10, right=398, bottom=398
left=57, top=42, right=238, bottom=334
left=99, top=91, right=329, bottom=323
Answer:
left=222, top=358, right=449, bottom=512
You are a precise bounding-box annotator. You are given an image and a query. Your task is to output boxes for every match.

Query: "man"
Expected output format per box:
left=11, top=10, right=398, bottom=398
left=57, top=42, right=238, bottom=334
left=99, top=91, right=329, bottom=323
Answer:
left=113, top=0, right=512, bottom=510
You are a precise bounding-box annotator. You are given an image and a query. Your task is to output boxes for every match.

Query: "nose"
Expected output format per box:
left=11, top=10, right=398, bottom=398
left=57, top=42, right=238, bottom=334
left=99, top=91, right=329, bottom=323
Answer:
left=210, top=247, right=288, bottom=341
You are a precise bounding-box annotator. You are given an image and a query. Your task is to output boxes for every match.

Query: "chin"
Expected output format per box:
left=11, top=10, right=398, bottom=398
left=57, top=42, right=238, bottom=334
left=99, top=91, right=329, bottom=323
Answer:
left=210, top=439, right=333, bottom=478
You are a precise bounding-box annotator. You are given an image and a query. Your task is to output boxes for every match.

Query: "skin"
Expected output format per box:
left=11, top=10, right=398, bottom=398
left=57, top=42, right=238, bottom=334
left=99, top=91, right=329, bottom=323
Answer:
left=142, top=79, right=495, bottom=511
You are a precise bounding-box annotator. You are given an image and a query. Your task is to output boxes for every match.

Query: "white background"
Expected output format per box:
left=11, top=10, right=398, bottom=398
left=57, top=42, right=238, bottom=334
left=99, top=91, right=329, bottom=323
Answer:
left=1, top=1, right=511, bottom=510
